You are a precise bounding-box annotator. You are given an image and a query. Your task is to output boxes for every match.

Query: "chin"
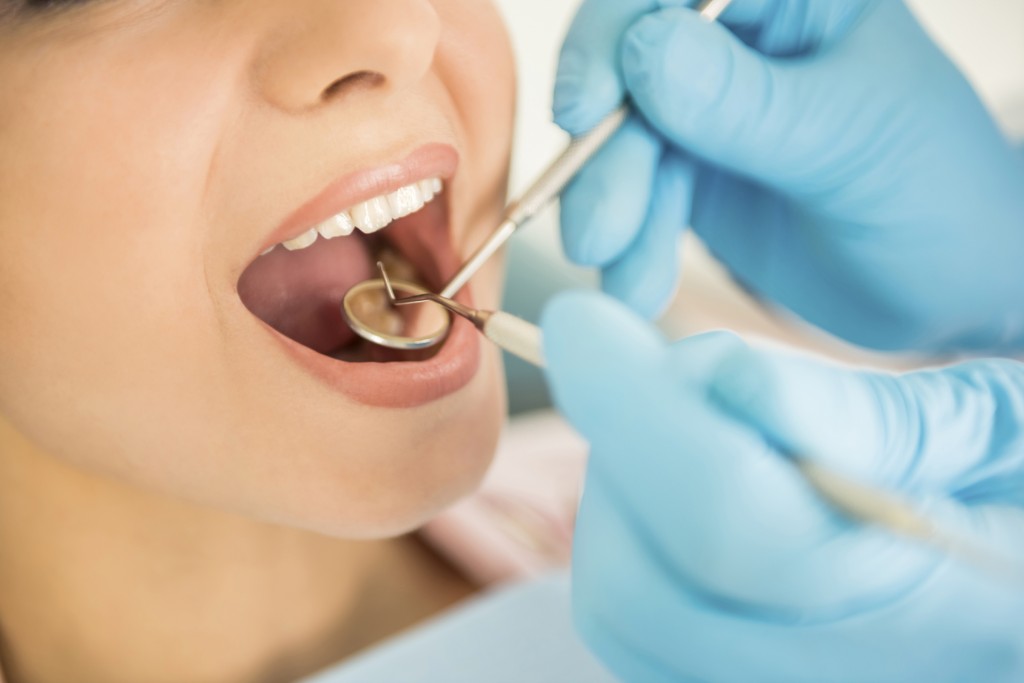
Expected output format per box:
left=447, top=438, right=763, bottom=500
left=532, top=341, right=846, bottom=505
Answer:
left=276, top=343, right=507, bottom=540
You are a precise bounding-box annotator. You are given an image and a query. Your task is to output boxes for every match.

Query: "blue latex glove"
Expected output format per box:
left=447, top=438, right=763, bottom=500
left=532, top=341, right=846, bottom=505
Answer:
left=542, top=290, right=1024, bottom=683
left=554, top=0, right=1024, bottom=351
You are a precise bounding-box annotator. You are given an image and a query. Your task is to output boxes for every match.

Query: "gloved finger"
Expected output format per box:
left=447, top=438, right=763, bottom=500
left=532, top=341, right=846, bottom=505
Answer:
left=601, top=152, right=694, bottom=320
left=553, top=0, right=761, bottom=135
left=553, top=0, right=664, bottom=136
left=560, top=115, right=662, bottom=267
left=554, top=0, right=868, bottom=135
left=709, top=348, right=1024, bottom=499
left=712, top=0, right=875, bottom=56
left=620, top=7, right=869, bottom=198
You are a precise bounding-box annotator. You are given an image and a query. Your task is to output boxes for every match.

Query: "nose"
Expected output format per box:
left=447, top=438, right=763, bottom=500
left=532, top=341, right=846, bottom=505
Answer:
left=255, top=0, right=442, bottom=112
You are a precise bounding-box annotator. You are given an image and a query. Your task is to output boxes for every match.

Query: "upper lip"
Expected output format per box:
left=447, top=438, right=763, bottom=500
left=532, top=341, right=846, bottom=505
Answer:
left=256, top=143, right=460, bottom=257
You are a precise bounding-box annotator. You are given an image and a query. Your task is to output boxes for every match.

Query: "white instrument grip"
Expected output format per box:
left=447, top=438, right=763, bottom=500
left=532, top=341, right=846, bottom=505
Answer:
left=483, top=312, right=545, bottom=368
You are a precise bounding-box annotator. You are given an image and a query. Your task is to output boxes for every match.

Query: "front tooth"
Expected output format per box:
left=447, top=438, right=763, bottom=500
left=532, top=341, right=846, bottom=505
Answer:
left=387, top=184, right=425, bottom=220
left=282, top=227, right=318, bottom=251
left=318, top=211, right=355, bottom=239
left=352, top=197, right=393, bottom=234
left=419, top=180, right=435, bottom=202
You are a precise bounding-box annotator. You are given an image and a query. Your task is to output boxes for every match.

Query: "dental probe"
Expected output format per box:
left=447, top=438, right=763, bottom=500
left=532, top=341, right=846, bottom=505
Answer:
left=378, top=263, right=545, bottom=367
left=378, top=267, right=1024, bottom=586
left=342, top=0, right=733, bottom=352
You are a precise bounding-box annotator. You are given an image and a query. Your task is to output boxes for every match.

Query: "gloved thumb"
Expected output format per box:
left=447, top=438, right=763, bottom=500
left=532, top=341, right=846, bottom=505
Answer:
left=708, top=347, right=1024, bottom=496
left=621, top=8, right=842, bottom=195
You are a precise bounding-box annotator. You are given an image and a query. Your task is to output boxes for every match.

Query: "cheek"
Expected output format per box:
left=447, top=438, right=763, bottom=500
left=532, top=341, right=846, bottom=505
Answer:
left=0, top=20, right=246, bottom=469
left=307, top=344, right=507, bottom=538
left=434, top=0, right=517, bottom=204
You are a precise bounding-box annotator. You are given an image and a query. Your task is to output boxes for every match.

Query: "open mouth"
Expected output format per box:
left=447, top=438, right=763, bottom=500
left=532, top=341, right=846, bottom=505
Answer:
left=235, top=144, right=483, bottom=409
left=238, top=176, right=453, bottom=365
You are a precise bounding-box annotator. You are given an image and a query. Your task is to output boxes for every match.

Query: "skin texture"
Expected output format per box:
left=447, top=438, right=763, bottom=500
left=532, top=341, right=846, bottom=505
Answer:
left=0, top=1, right=515, bottom=681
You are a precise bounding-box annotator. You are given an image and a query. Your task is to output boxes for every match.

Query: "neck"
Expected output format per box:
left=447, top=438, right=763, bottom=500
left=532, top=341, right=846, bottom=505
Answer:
left=0, top=419, right=472, bottom=683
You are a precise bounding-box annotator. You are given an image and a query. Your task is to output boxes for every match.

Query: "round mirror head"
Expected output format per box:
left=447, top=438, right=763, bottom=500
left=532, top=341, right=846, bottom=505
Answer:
left=341, top=278, right=451, bottom=351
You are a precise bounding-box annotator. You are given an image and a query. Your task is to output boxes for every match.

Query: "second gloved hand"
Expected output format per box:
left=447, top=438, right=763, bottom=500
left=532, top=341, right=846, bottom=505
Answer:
left=543, top=291, right=1024, bottom=683
left=555, top=0, right=1024, bottom=351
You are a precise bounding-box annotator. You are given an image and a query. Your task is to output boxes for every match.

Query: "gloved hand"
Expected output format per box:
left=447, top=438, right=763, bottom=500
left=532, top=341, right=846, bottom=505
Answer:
left=542, top=290, right=1024, bottom=683
left=554, top=0, right=1024, bottom=352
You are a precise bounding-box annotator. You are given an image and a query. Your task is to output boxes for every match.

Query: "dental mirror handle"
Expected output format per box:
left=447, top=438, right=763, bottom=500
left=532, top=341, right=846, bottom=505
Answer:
left=476, top=311, right=546, bottom=368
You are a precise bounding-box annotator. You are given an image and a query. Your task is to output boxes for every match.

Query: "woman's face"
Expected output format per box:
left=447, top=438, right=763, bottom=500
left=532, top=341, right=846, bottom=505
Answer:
left=0, top=0, right=516, bottom=537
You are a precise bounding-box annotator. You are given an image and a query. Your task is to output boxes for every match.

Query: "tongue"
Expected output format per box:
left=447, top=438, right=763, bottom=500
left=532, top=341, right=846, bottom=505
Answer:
left=238, top=235, right=374, bottom=354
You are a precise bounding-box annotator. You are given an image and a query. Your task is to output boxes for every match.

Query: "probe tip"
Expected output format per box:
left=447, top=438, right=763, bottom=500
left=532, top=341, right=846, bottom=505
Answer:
left=377, top=261, right=398, bottom=303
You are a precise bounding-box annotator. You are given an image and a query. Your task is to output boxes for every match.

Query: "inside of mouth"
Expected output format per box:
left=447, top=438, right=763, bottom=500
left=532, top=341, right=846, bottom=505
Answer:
left=238, top=228, right=446, bottom=364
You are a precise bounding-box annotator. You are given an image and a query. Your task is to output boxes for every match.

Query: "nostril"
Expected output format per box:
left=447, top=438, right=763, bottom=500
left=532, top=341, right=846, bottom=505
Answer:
left=322, top=71, right=385, bottom=102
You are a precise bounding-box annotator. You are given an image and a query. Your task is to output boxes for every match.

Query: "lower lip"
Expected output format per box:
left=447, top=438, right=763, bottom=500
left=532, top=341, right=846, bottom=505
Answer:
left=266, top=289, right=481, bottom=409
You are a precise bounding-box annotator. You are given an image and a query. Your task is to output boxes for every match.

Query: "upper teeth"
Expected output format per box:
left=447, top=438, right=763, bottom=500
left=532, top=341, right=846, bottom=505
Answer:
left=273, top=178, right=444, bottom=254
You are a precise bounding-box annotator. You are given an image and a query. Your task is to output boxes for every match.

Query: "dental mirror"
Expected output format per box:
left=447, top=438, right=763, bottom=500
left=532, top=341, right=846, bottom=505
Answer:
left=341, top=275, right=451, bottom=351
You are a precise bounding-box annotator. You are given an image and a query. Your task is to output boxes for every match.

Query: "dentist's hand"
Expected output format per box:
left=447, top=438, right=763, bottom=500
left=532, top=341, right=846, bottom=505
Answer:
left=555, top=0, right=1024, bottom=351
left=543, top=291, right=1024, bottom=683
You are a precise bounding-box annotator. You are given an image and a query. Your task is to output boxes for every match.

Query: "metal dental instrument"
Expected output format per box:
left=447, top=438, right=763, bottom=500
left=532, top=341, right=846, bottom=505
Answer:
left=377, top=262, right=545, bottom=367
left=341, top=0, right=734, bottom=351
left=378, top=274, right=1024, bottom=586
